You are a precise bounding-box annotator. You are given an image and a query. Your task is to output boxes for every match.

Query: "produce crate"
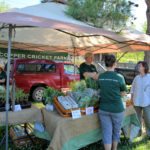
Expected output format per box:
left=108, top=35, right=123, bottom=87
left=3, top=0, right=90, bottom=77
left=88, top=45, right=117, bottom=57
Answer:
left=61, top=88, right=71, bottom=95
left=9, top=124, right=36, bottom=147
left=53, top=97, right=99, bottom=117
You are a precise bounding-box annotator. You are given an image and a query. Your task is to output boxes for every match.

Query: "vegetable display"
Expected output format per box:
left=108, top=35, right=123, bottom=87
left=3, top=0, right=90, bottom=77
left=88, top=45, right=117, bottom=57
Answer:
left=69, top=80, right=100, bottom=108
left=43, top=87, right=64, bottom=105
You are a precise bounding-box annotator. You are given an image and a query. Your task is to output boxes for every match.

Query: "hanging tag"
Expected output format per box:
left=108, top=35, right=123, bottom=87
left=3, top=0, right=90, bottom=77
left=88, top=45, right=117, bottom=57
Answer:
left=86, top=106, right=94, bottom=115
left=71, top=109, right=81, bottom=119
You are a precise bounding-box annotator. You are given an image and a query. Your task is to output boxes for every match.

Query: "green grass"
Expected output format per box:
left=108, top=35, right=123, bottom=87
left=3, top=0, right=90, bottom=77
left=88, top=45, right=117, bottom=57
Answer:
left=0, top=125, right=150, bottom=150
left=80, top=134, right=150, bottom=150
left=32, top=102, right=45, bottom=109
left=116, top=52, right=144, bottom=63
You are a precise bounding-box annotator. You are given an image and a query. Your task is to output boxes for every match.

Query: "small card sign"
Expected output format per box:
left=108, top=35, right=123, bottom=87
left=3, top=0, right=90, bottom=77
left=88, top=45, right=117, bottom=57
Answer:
left=86, top=106, right=94, bottom=115
left=46, top=104, right=54, bottom=111
left=14, top=104, right=22, bottom=112
left=71, top=109, right=81, bottom=119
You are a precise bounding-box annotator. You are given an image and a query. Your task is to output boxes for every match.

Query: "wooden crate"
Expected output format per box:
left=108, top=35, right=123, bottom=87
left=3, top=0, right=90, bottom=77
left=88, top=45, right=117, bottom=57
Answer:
left=53, top=97, right=99, bottom=117
left=9, top=124, right=36, bottom=147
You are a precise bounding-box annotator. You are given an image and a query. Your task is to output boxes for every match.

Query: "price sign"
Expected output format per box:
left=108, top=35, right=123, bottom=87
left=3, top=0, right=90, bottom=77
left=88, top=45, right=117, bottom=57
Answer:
left=86, top=106, right=94, bottom=115
left=14, top=104, right=22, bottom=112
left=71, top=109, right=81, bottom=119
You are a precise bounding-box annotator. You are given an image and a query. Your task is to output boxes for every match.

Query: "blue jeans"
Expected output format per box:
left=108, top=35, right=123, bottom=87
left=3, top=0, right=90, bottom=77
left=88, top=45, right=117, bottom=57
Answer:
left=98, top=109, right=124, bottom=144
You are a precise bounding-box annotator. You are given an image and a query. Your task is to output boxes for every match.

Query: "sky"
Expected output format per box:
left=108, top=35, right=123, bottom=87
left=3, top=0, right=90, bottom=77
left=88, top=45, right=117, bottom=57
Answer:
left=130, top=0, right=147, bottom=31
left=4, top=0, right=41, bottom=8
left=2, top=0, right=147, bottom=32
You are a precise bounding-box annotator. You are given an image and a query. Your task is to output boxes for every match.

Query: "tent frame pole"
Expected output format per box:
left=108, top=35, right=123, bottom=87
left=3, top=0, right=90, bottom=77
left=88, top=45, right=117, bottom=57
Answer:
left=5, top=24, right=12, bottom=150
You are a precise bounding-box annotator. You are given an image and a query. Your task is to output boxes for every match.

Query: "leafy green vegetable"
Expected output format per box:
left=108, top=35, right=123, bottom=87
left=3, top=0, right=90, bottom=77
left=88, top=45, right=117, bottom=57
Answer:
left=43, top=87, right=64, bottom=104
left=85, top=77, right=98, bottom=90
left=0, top=87, right=29, bottom=104
left=14, top=88, right=29, bottom=103
left=70, top=80, right=86, bottom=92
left=0, top=89, right=6, bottom=104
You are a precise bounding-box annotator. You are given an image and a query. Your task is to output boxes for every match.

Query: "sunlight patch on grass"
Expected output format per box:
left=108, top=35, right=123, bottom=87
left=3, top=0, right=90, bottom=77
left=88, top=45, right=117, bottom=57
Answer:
left=32, top=102, right=45, bottom=109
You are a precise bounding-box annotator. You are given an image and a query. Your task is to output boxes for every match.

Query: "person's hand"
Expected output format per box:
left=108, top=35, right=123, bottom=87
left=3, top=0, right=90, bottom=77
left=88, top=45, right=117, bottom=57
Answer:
left=93, top=73, right=99, bottom=81
left=91, top=72, right=97, bottom=78
left=130, top=99, right=134, bottom=105
left=121, top=91, right=126, bottom=96
left=130, top=94, right=134, bottom=105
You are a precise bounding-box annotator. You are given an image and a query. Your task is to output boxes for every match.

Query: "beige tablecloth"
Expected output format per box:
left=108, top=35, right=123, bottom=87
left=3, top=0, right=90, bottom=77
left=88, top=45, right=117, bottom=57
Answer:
left=0, top=106, right=43, bottom=125
left=42, top=105, right=139, bottom=150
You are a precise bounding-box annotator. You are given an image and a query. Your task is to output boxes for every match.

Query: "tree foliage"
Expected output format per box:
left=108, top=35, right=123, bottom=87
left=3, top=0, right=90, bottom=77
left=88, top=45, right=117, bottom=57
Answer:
left=144, top=0, right=150, bottom=66
left=66, top=0, right=135, bottom=32
left=0, top=0, right=9, bottom=12
left=142, top=21, right=147, bottom=33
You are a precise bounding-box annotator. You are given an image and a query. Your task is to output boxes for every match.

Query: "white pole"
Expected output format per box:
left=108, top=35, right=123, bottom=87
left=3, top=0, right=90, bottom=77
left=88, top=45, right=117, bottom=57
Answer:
left=5, top=24, right=12, bottom=150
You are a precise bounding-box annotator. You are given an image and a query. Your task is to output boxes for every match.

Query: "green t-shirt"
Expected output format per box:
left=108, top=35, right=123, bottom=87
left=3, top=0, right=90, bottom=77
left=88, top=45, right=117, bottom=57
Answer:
left=0, top=71, right=6, bottom=85
left=98, top=71, right=127, bottom=113
left=79, top=63, right=97, bottom=80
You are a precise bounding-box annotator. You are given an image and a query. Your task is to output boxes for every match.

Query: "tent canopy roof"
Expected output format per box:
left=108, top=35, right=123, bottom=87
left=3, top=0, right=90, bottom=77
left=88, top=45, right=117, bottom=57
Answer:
left=0, top=2, right=150, bottom=55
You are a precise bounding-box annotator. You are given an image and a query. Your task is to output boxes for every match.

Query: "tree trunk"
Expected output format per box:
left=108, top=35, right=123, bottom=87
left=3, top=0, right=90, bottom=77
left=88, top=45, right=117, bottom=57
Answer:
left=144, top=0, right=150, bottom=67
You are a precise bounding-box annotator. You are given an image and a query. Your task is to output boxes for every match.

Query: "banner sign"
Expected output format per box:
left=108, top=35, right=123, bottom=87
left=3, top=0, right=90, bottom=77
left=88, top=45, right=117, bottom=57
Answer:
left=0, top=48, right=68, bottom=61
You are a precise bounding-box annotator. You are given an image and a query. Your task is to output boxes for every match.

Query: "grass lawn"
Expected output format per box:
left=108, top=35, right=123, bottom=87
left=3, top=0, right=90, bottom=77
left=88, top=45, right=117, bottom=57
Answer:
left=80, top=135, right=150, bottom=150
left=0, top=130, right=149, bottom=150
left=116, top=52, right=144, bottom=63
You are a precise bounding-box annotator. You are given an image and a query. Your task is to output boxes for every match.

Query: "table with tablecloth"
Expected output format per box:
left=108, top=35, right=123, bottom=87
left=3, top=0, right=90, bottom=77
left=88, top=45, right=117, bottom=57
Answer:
left=0, top=106, right=43, bottom=125
left=41, top=105, right=140, bottom=150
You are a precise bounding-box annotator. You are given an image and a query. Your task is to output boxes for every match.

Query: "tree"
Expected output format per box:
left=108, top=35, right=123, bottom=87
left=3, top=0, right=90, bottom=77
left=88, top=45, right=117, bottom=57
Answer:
left=144, top=0, right=150, bottom=67
left=0, top=0, right=9, bottom=12
left=142, top=21, right=147, bottom=34
left=66, top=0, right=135, bottom=32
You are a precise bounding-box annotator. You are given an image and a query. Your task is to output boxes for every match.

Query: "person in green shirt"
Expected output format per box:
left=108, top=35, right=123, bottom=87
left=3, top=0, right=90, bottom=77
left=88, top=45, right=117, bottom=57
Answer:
left=0, top=66, right=6, bottom=86
left=97, top=55, right=127, bottom=150
left=79, top=52, right=98, bottom=80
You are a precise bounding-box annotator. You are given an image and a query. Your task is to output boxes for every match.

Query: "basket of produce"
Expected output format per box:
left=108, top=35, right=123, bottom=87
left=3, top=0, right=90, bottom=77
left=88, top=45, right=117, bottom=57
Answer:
left=10, top=124, right=36, bottom=147
left=53, top=79, right=100, bottom=117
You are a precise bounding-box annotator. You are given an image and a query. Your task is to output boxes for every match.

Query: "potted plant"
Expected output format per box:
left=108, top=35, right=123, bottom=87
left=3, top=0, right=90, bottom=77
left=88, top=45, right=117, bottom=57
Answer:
left=42, top=87, right=64, bottom=111
left=10, top=88, right=30, bottom=110
left=0, top=89, right=7, bottom=112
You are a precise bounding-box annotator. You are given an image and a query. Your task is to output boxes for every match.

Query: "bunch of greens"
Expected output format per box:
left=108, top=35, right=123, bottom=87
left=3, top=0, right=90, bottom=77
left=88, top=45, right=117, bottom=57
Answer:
left=43, top=87, right=64, bottom=104
left=70, top=80, right=86, bottom=92
left=0, top=89, right=6, bottom=104
left=78, top=92, right=99, bottom=108
left=13, top=88, right=29, bottom=103
left=69, top=81, right=100, bottom=108
left=0, top=87, right=29, bottom=104
left=85, top=77, right=98, bottom=90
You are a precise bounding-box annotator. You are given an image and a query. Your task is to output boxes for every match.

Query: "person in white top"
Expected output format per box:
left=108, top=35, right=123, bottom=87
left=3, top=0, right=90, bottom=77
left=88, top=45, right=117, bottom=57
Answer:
left=130, top=61, right=150, bottom=138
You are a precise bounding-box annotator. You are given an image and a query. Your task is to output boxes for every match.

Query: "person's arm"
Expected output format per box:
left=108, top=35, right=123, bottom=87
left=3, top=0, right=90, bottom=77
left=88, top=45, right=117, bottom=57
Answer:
left=121, top=91, right=126, bottom=96
left=130, top=78, right=136, bottom=104
left=120, top=75, right=127, bottom=95
left=92, top=73, right=99, bottom=81
left=130, top=93, right=134, bottom=104
left=83, top=72, right=97, bottom=78
left=83, top=64, right=98, bottom=79
left=0, top=78, right=5, bottom=83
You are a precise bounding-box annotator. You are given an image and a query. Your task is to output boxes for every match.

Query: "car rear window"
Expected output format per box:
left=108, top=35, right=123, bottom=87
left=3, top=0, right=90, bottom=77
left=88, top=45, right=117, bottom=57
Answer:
left=17, top=63, right=56, bottom=73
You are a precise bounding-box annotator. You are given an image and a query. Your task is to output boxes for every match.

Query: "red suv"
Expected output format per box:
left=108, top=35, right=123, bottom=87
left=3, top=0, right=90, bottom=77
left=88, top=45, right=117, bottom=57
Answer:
left=7, top=59, right=80, bottom=101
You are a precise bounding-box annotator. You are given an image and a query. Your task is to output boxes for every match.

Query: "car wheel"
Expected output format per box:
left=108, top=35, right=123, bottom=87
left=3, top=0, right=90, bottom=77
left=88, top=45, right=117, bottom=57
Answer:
left=32, top=87, right=45, bottom=102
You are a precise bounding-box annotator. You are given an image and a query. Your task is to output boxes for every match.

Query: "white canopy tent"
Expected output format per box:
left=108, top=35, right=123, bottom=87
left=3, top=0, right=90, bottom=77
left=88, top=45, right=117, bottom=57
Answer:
left=0, top=2, right=150, bottom=55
